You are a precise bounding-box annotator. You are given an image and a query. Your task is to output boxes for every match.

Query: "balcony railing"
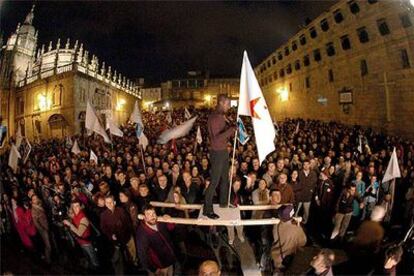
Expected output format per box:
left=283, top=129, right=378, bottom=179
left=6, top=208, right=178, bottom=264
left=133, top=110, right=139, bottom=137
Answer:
left=17, top=62, right=141, bottom=99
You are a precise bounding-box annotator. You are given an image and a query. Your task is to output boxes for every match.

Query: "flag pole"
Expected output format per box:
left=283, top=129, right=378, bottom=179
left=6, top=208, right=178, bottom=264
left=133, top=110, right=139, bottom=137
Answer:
left=227, top=128, right=238, bottom=207
left=386, top=178, right=396, bottom=222
left=140, top=144, right=147, bottom=175
left=193, top=140, right=197, bottom=155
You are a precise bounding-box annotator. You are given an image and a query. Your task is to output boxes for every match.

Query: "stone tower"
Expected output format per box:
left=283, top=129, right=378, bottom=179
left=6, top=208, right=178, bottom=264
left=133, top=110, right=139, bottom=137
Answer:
left=0, top=5, right=37, bottom=140
left=0, top=4, right=37, bottom=88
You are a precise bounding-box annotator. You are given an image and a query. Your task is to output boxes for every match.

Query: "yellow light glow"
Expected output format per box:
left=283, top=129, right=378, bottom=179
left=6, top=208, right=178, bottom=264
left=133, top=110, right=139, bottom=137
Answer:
left=143, top=101, right=154, bottom=109
left=37, top=94, right=51, bottom=111
left=278, top=88, right=289, bottom=102
left=204, top=95, right=211, bottom=102
left=116, top=98, right=126, bottom=111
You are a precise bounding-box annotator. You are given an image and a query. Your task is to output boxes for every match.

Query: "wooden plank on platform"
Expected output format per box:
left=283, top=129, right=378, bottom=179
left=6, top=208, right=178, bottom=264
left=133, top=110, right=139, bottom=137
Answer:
left=154, top=216, right=281, bottom=226
left=149, top=201, right=290, bottom=211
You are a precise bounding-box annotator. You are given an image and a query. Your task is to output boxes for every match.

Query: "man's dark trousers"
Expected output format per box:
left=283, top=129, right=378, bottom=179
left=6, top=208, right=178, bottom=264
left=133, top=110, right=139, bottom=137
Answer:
left=203, top=150, right=229, bottom=214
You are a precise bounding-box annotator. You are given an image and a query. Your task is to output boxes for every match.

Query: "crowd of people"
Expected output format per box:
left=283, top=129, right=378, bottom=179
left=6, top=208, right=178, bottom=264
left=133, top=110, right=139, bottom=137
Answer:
left=1, top=106, right=414, bottom=275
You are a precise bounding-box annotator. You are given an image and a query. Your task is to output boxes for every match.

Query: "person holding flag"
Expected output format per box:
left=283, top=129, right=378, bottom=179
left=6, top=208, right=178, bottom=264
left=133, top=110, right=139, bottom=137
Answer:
left=203, top=94, right=236, bottom=219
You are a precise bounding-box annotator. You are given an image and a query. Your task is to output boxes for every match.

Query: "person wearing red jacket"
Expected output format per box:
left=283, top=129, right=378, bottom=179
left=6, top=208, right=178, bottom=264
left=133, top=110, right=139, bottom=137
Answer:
left=63, top=200, right=99, bottom=269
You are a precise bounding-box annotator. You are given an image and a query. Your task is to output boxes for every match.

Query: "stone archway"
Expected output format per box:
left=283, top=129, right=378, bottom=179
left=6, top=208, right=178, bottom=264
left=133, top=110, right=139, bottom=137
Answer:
left=48, top=114, right=67, bottom=138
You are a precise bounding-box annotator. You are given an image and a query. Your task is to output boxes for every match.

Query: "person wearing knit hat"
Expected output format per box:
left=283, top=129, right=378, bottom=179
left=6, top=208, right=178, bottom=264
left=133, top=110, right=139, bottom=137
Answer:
left=271, top=205, right=307, bottom=271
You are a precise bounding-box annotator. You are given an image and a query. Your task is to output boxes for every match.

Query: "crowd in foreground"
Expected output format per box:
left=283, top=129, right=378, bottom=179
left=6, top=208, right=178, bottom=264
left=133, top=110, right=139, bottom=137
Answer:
left=1, top=107, right=414, bottom=275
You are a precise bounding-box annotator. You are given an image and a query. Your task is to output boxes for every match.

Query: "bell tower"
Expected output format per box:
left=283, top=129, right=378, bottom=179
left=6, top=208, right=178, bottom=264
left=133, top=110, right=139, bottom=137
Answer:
left=0, top=4, right=37, bottom=88
left=0, top=4, right=38, bottom=142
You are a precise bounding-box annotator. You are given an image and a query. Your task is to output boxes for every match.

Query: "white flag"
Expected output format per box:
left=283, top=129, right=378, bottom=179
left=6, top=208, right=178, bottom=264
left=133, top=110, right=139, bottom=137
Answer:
left=90, top=149, right=98, bottom=164
left=184, top=107, right=191, bottom=119
left=295, top=122, right=300, bottom=135
left=273, top=119, right=279, bottom=137
left=237, top=51, right=275, bottom=164
left=196, top=126, right=202, bottom=144
left=71, top=139, right=81, bottom=155
left=166, top=112, right=172, bottom=124
left=157, top=116, right=197, bottom=144
left=15, top=124, right=23, bottom=148
left=139, top=132, right=149, bottom=151
left=106, top=116, right=124, bottom=137
left=357, top=136, right=363, bottom=154
left=130, top=100, right=144, bottom=127
left=22, top=138, right=32, bottom=164
left=8, top=144, right=21, bottom=173
left=382, top=147, right=401, bottom=183
left=85, top=101, right=111, bottom=143
left=65, top=136, right=73, bottom=148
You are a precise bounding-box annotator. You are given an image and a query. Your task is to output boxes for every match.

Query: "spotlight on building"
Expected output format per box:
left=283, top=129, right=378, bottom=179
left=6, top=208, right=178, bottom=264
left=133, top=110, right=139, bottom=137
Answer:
left=116, top=98, right=126, bottom=111
left=278, top=88, right=289, bottom=102
left=37, top=94, right=51, bottom=111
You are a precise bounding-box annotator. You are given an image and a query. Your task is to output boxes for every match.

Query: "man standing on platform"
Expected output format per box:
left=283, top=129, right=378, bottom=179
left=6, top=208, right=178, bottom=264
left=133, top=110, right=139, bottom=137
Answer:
left=203, top=94, right=236, bottom=219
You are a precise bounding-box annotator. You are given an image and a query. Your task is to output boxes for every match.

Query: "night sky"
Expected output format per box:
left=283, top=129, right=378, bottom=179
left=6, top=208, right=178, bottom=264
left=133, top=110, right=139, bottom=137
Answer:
left=1, top=1, right=333, bottom=85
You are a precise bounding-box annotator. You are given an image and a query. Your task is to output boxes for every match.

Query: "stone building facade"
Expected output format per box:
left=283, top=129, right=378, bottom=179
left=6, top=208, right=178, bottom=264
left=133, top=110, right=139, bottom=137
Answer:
left=255, top=0, right=414, bottom=139
left=157, top=71, right=239, bottom=110
left=140, top=87, right=162, bottom=110
left=0, top=6, right=141, bottom=142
